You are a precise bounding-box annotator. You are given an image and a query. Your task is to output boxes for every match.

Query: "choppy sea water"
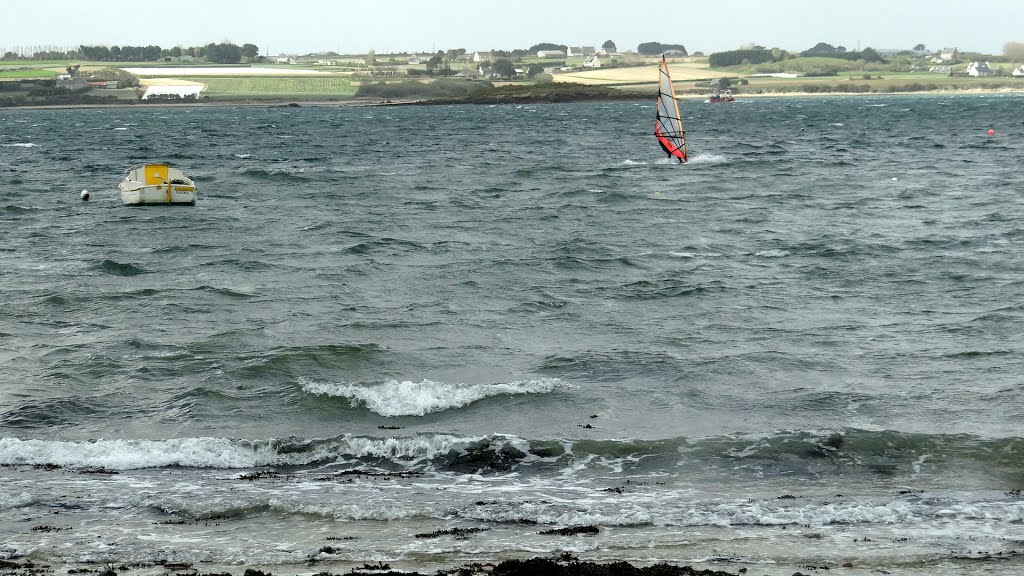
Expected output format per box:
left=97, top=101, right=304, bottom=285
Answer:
left=2, top=95, right=1023, bottom=576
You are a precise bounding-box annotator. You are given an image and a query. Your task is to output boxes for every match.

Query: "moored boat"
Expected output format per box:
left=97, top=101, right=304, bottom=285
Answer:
left=118, top=163, right=197, bottom=206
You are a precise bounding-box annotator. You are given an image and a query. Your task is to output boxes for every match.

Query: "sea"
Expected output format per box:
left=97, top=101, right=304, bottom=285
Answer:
left=2, top=94, right=1023, bottom=576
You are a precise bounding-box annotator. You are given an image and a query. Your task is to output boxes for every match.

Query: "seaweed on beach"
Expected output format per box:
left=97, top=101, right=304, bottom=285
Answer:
left=414, top=527, right=489, bottom=539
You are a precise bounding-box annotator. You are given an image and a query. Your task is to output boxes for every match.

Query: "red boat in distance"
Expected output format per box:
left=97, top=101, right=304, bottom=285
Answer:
left=708, top=89, right=735, bottom=103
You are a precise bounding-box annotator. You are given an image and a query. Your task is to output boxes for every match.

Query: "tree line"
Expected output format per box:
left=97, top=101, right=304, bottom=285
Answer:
left=637, top=42, right=688, bottom=56
left=709, top=45, right=886, bottom=67
left=2, top=42, right=259, bottom=64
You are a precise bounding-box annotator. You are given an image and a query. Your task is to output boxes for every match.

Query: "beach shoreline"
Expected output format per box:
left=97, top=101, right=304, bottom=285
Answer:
left=0, top=557, right=749, bottom=576
left=3, top=552, right=1021, bottom=576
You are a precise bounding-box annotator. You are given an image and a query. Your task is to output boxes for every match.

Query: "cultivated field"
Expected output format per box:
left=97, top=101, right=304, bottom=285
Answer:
left=193, top=76, right=358, bottom=100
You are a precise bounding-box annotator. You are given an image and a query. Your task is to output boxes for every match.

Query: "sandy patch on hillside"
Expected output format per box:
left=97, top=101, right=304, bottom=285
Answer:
left=553, top=63, right=730, bottom=85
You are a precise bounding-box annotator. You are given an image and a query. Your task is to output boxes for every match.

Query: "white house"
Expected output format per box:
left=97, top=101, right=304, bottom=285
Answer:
left=966, top=61, right=995, bottom=77
left=537, top=50, right=566, bottom=58
left=582, top=54, right=602, bottom=68
left=1012, top=65, right=1024, bottom=77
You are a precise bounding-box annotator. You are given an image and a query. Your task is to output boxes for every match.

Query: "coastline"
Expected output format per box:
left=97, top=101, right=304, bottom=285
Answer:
left=2, top=86, right=1022, bottom=112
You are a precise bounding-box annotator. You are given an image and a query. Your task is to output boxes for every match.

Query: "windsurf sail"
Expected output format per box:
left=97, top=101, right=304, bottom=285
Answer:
left=654, top=56, right=687, bottom=163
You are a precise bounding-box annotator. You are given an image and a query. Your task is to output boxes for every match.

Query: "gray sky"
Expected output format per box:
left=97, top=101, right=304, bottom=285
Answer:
left=4, top=0, right=1021, bottom=57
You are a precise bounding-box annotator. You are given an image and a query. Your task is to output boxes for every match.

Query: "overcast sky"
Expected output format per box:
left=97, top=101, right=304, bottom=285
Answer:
left=4, top=0, right=1021, bottom=57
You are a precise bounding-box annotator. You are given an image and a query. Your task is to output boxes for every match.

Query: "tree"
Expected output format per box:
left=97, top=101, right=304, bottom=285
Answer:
left=859, top=47, right=883, bottom=63
left=426, top=52, right=444, bottom=74
left=602, top=39, right=617, bottom=53
left=528, top=42, right=567, bottom=53
left=637, top=42, right=687, bottom=56
left=708, top=48, right=776, bottom=67
left=118, top=69, right=140, bottom=88
left=914, top=43, right=926, bottom=51
left=492, top=57, right=516, bottom=79
left=526, top=63, right=544, bottom=77
left=1004, top=41, right=1024, bottom=62
left=241, top=43, right=259, bottom=60
left=205, top=42, right=241, bottom=64
left=802, top=42, right=837, bottom=56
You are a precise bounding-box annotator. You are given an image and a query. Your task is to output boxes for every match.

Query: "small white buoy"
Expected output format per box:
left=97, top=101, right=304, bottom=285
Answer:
left=80, top=189, right=90, bottom=201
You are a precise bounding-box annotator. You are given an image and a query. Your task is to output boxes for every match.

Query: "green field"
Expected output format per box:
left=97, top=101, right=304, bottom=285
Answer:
left=0, top=68, right=58, bottom=79
left=193, top=76, right=358, bottom=100
left=722, top=73, right=1024, bottom=95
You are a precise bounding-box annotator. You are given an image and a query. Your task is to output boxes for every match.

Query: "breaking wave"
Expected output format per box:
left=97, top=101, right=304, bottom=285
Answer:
left=301, top=377, right=569, bottom=416
left=4, top=429, right=1023, bottom=477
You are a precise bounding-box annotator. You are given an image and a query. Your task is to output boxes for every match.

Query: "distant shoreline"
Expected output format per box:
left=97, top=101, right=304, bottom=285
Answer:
left=3, top=86, right=1022, bottom=111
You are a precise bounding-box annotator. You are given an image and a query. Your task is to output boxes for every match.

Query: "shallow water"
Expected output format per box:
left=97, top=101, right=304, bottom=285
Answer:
left=2, top=95, right=1023, bottom=575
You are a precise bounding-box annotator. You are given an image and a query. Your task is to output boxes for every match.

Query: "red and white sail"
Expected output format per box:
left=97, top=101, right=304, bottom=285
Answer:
left=654, top=56, right=687, bottom=163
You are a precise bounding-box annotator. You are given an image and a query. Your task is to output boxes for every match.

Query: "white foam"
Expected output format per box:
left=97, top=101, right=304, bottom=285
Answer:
left=755, top=249, right=791, bottom=258
left=301, top=377, right=568, bottom=416
left=0, top=434, right=490, bottom=470
left=0, top=437, right=283, bottom=469
left=332, top=434, right=482, bottom=461
left=0, top=490, right=34, bottom=511
left=688, top=153, right=726, bottom=164
left=1, top=142, right=36, bottom=147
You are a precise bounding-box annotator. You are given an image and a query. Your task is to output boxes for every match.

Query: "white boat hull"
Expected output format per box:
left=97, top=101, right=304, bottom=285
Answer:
left=119, top=185, right=197, bottom=206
